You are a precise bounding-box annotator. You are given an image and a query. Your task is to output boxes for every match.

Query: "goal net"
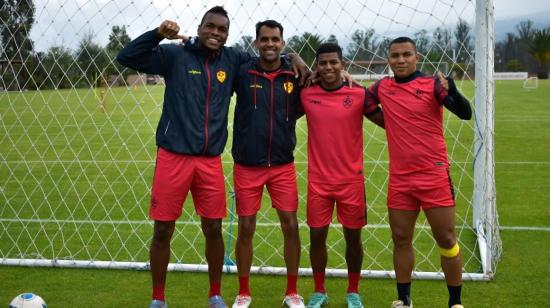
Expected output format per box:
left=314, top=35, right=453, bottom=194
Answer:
left=0, top=0, right=500, bottom=280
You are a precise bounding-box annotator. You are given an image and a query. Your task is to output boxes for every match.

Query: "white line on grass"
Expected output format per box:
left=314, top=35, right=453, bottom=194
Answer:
left=2, top=218, right=550, bottom=232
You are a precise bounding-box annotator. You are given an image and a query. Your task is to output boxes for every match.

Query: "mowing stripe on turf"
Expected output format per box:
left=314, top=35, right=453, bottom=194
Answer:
left=2, top=218, right=549, bottom=232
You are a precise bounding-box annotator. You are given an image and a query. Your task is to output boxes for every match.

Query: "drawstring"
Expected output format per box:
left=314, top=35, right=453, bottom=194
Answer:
left=285, top=75, right=289, bottom=121
left=253, top=75, right=258, bottom=109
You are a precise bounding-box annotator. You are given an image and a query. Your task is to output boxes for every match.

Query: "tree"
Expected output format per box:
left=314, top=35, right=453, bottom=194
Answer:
left=0, top=0, right=35, bottom=90
left=414, top=29, right=430, bottom=57
left=346, top=28, right=377, bottom=61
left=41, top=46, right=76, bottom=89
left=105, top=25, right=132, bottom=77
left=376, top=37, right=392, bottom=59
left=286, top=32, right=323, bottom=68
left=506, top=59, right=524, bottom=72
left=232, top=35, right=256, bottom=56
left=430, top=26, right=452, bottom=61
left=75, top=32, right=109, bottom=88
left=516, top=20, right=535, bottom=42
left=106, top=25, right=131, bottom=54
left=495, top=33, right=520, bottom=72
left=325, top=34, right=339, bottom=45
left=454, top=18, right=473, bottom=63
left=524, top=27, right=550, bottom=78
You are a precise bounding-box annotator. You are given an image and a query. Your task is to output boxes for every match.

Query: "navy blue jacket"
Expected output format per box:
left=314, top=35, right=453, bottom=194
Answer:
left=117, top=30, right=249, bottom=156
left=232, top=58, right=301, bottom=166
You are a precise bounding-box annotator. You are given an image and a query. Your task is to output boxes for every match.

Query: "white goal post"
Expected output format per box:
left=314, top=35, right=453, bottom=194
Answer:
left=0, top=0, right=500, bottom=281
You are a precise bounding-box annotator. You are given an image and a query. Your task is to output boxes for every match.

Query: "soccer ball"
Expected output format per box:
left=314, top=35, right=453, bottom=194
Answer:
left=9, top=293, right=47, bottom=308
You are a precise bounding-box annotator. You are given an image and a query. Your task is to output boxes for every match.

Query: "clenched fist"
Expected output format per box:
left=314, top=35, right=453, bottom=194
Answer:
left=158, top=20, right=187, bottom=40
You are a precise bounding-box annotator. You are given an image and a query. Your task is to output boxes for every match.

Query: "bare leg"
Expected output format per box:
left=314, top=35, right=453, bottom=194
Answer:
left=425, top=207, right=462, bottom=286
left=201, top=217, right=225, bottom=289
left=389, top=209, right=420, bottom=283
left=277, top=209, right=301, bottom=276
left=235, top=215, right=256, bottom=278
left=150, top=221, right=176, bottom=292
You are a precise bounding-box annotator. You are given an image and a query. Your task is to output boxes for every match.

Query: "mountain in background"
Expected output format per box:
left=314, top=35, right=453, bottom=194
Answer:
left=495, top=10, right=550, bottom=40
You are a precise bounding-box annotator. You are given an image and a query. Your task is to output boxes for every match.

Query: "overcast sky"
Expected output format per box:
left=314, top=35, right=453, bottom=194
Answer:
left=28, top=0, right=550, bottom=52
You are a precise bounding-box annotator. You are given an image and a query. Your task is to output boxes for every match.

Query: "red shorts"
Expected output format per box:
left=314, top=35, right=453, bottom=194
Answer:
left=233, top=163, right=298, bottom=216
left=149, top=147, right=227, bottom=221
left=306, top=181, right=366, bottom=229
left=388, top=167, right=455, bottom=211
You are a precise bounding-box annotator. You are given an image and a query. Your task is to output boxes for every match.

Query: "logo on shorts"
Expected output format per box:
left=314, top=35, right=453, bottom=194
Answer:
left=151, top=196, right=158, bottom=208
left=216, top=70, right=226, bottom=83
left=343, top=96, right=353, bottom=108
left=415, top=88, right=423, bottom=97
left=310, top=99, right=321, bottom=105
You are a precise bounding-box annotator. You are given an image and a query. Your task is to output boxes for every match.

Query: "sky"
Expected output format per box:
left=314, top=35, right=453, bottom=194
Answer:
left=26, top=0, right=550, bottom=52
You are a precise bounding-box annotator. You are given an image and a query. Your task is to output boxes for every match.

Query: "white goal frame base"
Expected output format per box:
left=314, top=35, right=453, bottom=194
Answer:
left=0, top=258, right=493, bottom=281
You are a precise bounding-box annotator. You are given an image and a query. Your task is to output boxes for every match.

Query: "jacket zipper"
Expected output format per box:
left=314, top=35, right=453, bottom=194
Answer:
left=268, top=76, right=274, bottom=166
left=202, top=56, right=211, bottom=154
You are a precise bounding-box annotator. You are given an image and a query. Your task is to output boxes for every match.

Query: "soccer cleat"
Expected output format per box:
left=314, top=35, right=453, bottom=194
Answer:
left=149, top=299, right=168, bottom=308
left=232, top=294, right=252, bottom=308
left=346, top=293, right=364, bottom=308
left=209, top=295, right=228, bottom=308
left=391, top=300, right=413, bottom=308
left=283, top=293, right=305, bottom=308
left=306, top=292, right=328, bottom=308
left=450, top=305, right=464, bottom=308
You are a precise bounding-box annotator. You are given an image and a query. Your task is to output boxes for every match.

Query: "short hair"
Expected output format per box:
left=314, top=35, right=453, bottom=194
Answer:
left=389, top=36, right=417, bottom=51
left=255, top=20, right=284, bottom=39
left=315, top=43, right=343, bottom=60
left=200, top=6, right=230, bottom=27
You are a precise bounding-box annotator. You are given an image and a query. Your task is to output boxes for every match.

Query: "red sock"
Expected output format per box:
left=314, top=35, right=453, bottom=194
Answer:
left=152, top=284, right=165, bottom=301
left=313, top=271, right=326, bottom=293
left=238, top=276, right=251, bottom=296
left=285, top=274, right=298, bottom=295
left=347, top=272, right=361, bottom=293
left=209, top=281, right=221, bottom=297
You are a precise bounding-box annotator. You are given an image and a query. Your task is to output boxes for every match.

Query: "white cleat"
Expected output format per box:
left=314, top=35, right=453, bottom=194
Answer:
left=391, top=300, right=413, bottom=308
left=283, top=294, right=306, bottom=308
left=232, top=294, right=252, bottom=308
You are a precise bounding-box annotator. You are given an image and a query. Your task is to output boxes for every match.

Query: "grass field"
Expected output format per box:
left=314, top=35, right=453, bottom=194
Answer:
left=1, top=79, right=549, bottom=307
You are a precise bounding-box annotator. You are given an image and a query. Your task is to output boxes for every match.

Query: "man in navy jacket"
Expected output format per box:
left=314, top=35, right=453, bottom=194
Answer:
left=230, top=20, right=304, bottom=308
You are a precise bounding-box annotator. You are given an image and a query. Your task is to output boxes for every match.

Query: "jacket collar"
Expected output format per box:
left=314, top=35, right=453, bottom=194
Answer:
left=394, top=70, right=424, bottom=83
left=252, top=56, right=292, bottom=73
left=185, top=36, right=221, bottom=57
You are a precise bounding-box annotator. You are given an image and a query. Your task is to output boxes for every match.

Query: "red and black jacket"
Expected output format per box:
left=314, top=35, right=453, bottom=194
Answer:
left=231, top=58, right=301, bottom=166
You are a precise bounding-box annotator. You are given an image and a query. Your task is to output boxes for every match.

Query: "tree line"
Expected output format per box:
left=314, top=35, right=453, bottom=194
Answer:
left=1, top=0, right=549, bottom=91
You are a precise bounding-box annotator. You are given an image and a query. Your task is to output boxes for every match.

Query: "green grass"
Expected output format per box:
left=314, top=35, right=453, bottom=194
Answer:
left=1, top=79, right=550, bottom=306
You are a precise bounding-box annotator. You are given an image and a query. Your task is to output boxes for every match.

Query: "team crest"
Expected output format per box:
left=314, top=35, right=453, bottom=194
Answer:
left=343, top=96, right=353, bottom=108
left=216, top=70, right=226, bottom=83
left=283, top=81, right=294, bottom=94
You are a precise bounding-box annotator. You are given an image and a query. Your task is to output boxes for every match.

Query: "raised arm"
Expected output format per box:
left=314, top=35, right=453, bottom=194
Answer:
left=117, top=20, right=186, bottom=75
left=436, top=72, right=472, bottom=120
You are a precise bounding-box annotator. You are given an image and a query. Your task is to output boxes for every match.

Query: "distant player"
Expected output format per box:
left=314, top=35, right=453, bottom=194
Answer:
left=365, top=36, right=471, bottom=308
left=300, top=43, right=384, bottom=308
left=230, top=20, right=305, bottom=308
